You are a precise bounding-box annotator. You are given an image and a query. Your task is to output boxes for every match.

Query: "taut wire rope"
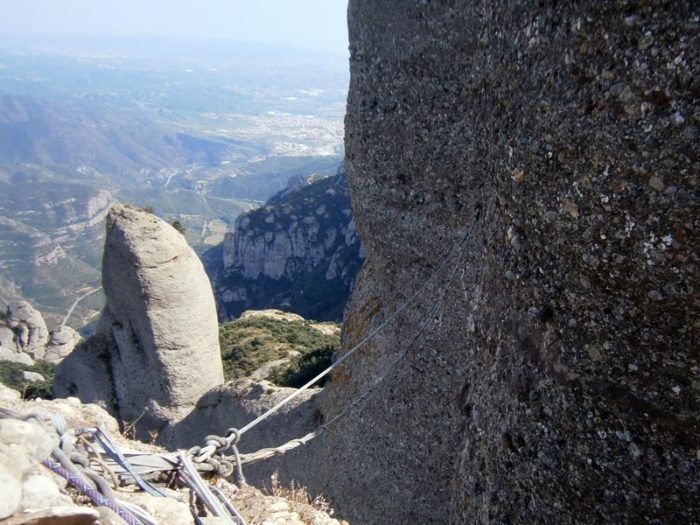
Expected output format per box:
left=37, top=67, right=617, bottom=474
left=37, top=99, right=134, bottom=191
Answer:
left=227, top=218, right=474, bottom=465
left=232, top=222, right=475, bottom=441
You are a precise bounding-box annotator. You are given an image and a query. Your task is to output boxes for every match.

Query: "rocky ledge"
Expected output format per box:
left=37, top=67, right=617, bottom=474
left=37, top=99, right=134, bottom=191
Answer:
left=0, top=382, right=342, bottom=525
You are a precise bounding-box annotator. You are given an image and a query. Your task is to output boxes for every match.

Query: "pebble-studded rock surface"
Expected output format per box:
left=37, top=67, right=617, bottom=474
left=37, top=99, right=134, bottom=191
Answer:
left=308, top=1, right=698, bottom=523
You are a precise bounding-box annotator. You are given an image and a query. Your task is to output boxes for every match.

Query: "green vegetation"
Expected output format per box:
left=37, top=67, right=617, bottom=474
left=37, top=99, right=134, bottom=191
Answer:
left=0, top=360, right=57, bottom=400
left=219, top=315, right=339, bottom=385
left=170, top=219, right=186, bottom=234
left=268, top=345, right=334, bottom=388
left=0, top=315, right=338, bottom=399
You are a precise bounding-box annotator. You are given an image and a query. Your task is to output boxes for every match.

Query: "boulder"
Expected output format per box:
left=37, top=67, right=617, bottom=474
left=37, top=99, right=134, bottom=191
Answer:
left=0, top=419, right=55, bottom=477
left=44, top=326, right=81, bottom=364
left=4, top=506, right=101, bottom=524
left=160, top=378, right=321, bottom=486
left=18, top=473, right=74, bottom=512
left=123, top=493, right=192, bottom=525
left=6, top=301, right=49, bottom=359
left=0, top=465, right=21, bottom=519
left=55, top=205, right=224, bottom=436
left=0, top=384, right=21, bottom=403
left=0, top=325, right=33, bottom=365
left=21, top=371, right=45, bottom=383
left=0, top=326, right=17, bottom=351
left=0, top=347, right=34, bottom=366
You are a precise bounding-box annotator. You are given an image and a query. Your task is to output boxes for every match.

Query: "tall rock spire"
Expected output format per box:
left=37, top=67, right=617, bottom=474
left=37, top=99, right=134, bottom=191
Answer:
left=55, top=205, right=224, bottom=436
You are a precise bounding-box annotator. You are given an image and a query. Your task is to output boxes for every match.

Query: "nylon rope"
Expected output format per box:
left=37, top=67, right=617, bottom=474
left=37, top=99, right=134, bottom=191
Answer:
left=42, top=457, right=145, bottom=525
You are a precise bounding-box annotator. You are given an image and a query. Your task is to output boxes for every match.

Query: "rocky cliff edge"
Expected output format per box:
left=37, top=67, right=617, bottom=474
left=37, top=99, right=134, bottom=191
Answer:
left=0, top=382, right=342, bottom=525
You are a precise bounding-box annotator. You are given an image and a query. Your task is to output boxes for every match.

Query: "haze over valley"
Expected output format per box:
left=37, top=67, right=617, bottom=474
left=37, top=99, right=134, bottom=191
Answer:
left=0, top=36, right=348, bottom=326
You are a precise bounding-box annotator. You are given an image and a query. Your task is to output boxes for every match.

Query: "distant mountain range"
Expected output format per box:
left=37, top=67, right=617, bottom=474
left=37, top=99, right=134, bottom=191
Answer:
left=0, top=39, right=347, bottom=329
left=0, top=93, right=341, bottom=327
left=0, top=94, right=229, bottom=177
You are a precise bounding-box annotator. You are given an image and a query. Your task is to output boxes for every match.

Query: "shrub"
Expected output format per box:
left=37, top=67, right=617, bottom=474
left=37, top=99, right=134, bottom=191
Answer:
left=170, top=219, right=186, bottom=234
left=266, top=470, right=335, bottom=521
left=268, top=345, right=334, bottom=388
left=219, top=316, right=339, bottom=386
left=0, top=359, right=57, bottom=399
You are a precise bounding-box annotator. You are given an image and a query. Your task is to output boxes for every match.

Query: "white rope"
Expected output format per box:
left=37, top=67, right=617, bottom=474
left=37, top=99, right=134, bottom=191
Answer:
left=237, top=224, right=474, bottom=437
left=238, top=431, right=318, bottom=465
left=178, top=451, right=243, bottom=525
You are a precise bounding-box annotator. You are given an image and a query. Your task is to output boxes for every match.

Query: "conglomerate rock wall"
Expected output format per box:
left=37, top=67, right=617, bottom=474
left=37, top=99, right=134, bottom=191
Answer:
left=310, top=1, right=698, bottom=524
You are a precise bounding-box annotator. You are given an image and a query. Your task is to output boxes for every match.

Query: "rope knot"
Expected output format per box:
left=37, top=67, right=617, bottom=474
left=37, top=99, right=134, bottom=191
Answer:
left=214, top=458, right=234, bottom=478
left=225, top=428, right=241, bottom=446
left=205, top=435, right=228, bottom=448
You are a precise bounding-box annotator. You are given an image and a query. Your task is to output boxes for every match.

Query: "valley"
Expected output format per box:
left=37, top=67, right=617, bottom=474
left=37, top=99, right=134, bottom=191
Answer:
left=0, top=37, right=347, bottom=327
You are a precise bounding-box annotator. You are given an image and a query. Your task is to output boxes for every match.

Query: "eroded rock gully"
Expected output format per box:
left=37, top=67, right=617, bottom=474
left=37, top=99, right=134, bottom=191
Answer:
left=305, top=1, right=699, bottom=524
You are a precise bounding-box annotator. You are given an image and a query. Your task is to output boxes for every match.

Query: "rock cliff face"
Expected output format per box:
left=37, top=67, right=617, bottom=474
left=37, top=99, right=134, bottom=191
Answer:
left=55, top=205, right=224, bottom=434
left=213, top=173, right=364, bottom=322
left=310, top=2, right=698, bottom=524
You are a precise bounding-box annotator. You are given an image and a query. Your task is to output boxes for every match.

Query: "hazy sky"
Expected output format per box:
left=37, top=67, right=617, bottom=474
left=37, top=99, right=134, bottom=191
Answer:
left=0, top=0, right=348, bottom=54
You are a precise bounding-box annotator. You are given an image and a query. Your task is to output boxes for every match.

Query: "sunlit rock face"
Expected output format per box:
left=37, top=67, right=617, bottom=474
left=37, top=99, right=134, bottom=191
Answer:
left=214, top=173, right=364, bottom=322
left=44, top=326, right=81, bottom=364
left=5, top=301, right=49, bottom=359
left=308, top=1, right=699, bottom=524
